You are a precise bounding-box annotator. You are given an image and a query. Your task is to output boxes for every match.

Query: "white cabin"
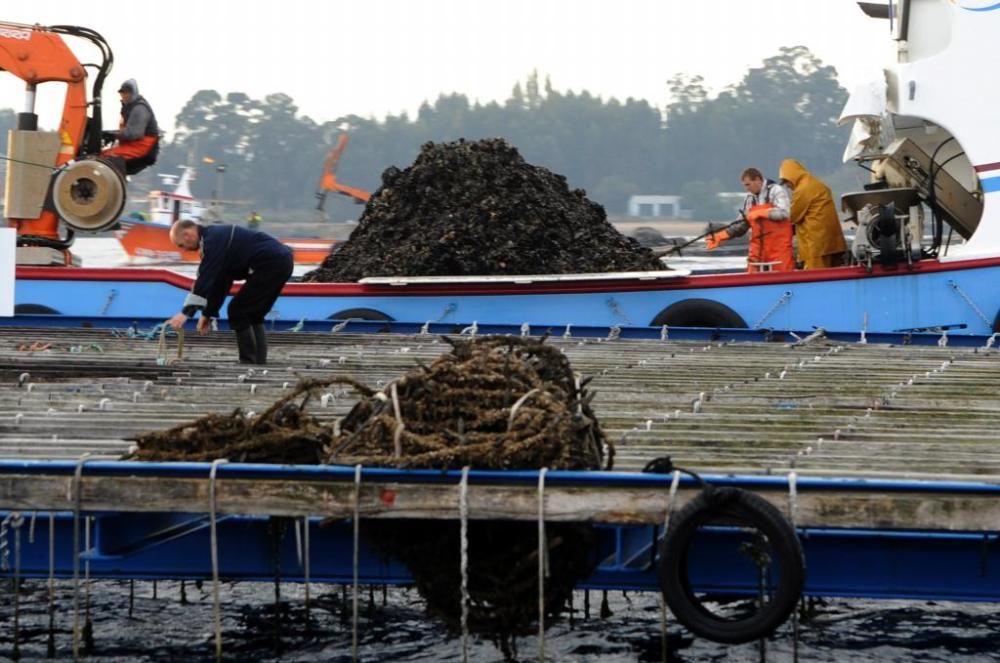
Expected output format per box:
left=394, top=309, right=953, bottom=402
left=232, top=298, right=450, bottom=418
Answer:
left=146, top=166, right=207, bottom=226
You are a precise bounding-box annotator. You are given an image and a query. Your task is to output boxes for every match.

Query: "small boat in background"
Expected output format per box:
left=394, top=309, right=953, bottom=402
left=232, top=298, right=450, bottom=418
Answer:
left=114, top=166, right=335, bottom=264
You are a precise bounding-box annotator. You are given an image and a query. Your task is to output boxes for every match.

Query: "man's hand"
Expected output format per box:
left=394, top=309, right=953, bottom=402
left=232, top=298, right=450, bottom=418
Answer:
left=747, top=208, right=769, bottom=222
left=100, top=130, right=117, bottom=145
left=196, top=316, right=212, bottom=336
left=705, top=229, right=730, bottom=250
left=167, top=313, right=188, bottom=330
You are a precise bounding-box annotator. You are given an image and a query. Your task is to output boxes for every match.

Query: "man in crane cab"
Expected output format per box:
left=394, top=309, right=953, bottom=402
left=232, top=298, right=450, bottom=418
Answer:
left=166, top=220, right=294, bottom=365
left=779, top=159, right=848, bottom=269
left=705, top=167, right=795, bottom=272
left=100, top=79, right=160, bottom=175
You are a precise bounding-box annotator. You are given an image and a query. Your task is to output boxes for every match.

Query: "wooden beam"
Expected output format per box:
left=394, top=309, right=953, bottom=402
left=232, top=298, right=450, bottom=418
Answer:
left=2, top=473, right=998, bottom=531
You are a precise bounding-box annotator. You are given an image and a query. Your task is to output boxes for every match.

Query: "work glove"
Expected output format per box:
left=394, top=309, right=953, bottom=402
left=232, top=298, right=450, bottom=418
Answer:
left=705, top=230, right=730, bottom=250
left=101, top=130, right=118, bottom=144
left=747, top=208, right=770, bottom=222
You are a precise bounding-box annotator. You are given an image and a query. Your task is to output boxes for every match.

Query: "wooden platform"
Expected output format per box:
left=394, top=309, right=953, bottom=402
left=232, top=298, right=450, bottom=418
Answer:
left=2, top=326, right=1000, bottom=532
left=2, top=326, right=999, bottom=476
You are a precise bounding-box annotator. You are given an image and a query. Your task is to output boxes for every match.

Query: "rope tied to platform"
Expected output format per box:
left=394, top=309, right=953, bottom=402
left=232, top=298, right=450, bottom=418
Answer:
left=156, top=322, right=184, bottom=366
left=208, top=458, right=229, bottom=663
left=71, top=453, right=91, bottom=662
left=459, top=466, right=471, bottom=663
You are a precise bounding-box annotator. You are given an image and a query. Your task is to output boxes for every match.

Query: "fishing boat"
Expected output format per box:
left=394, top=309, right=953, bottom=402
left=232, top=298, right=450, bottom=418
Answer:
left=114, top=166, right=336, bottom=264
left=9, top=4, right=1000, bottom=335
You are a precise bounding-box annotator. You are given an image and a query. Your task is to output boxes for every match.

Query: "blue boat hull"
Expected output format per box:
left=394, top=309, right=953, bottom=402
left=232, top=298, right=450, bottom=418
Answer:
left=14, top=257, right=1000, bottom=334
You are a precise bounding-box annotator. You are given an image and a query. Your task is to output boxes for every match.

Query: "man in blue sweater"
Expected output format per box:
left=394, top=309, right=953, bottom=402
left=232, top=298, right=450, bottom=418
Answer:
left=166, top=220, right=293, bottom=364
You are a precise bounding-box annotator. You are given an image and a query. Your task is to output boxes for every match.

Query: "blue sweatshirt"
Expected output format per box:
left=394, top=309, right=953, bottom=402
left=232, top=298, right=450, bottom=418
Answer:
left=181, top=225, right=292, bottom=318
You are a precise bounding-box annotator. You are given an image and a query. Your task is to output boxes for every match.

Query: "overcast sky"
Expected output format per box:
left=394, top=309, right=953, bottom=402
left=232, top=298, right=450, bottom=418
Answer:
left=2, top=1, right=892, bottom=137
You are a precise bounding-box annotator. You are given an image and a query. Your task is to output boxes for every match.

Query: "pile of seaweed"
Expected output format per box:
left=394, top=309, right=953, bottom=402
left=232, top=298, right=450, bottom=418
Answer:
left=327, top=335, right=610, bottom=658
left=123, top=378, right=361, bottom=463
left=302, top=138, right=663, bottom=282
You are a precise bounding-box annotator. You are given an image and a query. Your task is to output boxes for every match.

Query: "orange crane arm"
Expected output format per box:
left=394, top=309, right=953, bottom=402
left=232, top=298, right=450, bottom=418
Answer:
left=1, top=22, right=115, bottom=247
left=0, top=22, right=90, bottom=162
left=316, top=133, right=371, bottom=210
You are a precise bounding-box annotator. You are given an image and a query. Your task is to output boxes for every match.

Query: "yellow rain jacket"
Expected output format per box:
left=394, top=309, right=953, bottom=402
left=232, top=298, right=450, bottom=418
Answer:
left=779, top=159, right=847, bottom=269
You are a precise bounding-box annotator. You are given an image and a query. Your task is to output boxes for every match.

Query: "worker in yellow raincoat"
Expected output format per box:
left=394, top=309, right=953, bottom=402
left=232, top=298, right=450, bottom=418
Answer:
left=778, top=159, right=847, bottom=269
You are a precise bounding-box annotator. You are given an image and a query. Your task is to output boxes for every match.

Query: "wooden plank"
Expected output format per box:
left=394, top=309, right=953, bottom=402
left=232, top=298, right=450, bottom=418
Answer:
left=2, top=473, right=1000, bottom=531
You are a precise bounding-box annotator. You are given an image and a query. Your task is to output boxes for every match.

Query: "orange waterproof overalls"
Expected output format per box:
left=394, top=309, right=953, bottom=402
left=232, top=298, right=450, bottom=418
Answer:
left=746, top=202, right=795, bottom=272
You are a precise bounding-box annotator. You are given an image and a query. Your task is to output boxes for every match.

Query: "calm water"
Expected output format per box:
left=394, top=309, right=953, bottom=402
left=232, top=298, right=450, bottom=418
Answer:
left=9, top=238, right=996, bottom=661
left=1, top=580, right=999, bottom=662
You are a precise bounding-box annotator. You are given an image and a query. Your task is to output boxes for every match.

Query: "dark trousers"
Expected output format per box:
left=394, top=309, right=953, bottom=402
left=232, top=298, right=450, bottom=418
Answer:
left=227, top=253, right=293, bottom=331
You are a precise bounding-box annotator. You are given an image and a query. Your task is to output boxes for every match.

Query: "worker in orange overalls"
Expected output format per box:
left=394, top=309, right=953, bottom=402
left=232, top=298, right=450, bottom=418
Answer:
left=100, top=79, right=160, bottom=175
left=779, top=159, right=847, bottom=269
left=706, top=167, right=795, bottom=272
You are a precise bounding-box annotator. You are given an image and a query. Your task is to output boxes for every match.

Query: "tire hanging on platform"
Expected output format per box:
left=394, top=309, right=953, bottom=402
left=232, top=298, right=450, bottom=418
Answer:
left=657, top=486, right=805, bottom=644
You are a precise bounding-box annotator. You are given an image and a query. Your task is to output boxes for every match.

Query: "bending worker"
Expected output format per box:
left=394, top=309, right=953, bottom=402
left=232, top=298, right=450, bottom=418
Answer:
left=167, top=220, right=293, bottom=365
left=100, top=79, right=160, bottom=175
left=706, top=167, right=794, bottom=272
left=778, top=159, right=847, bottom=269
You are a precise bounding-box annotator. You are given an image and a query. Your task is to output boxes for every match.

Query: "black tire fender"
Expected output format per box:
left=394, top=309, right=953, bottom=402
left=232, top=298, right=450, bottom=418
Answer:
left=658, top=486, right=805, bottom=644
left=15, top=304, right=61, bottom=315
left=651, top=299, right=747, bottom=328
left=327, top=307, right=394, bottom=322
left=992, top=309, right=1000, bottom=334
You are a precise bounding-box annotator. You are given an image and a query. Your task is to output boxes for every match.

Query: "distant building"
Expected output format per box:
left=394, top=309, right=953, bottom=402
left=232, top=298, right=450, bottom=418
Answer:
left=716, top=192, right=746, bottom=214
left=626, top=195, right=690, bottom=219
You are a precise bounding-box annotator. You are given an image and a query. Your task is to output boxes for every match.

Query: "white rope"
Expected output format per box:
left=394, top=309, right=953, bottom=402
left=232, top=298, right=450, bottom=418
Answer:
left=507, top=388, right=540, bottom=431
left=352, top=464, right=362, bottom=662
left=537, top=467, right=549, bottom=662
left=71, top=453, right=91, bottom=662
left=12, top=512, right=23, bottom=659
left=209, top=458, right=229, bottom=663
left=948, top=279, right=993, bottom=328
left=660, top=470, right=681, bottom=661
left=787, top=471, right=798, bottom=528
left=303, top=516, right=311, bottom=619
left=753, top=291, right=792, bottom=328
left=459, top=466, right=471, bottom=663
left=47, top=513, right=56, bottom=657
left=391, top=382, right=405, bottom=457
left=788, top=471, right=800, bottom=663
left=84, top=516, right=92, bottom=640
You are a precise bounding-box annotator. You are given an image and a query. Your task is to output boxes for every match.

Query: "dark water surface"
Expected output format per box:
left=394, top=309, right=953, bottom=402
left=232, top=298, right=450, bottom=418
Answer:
left=2, top=580, right=1000, bottom=661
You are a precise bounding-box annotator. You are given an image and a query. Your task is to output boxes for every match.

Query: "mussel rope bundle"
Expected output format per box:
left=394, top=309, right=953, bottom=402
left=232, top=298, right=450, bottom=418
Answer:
left=327, top=335, right=611, bottom=657
left=657, top=485, right=805, bottom=644
left=327, top=335, right=610, bottom=470
left=124, top=377, right=367, bottom=463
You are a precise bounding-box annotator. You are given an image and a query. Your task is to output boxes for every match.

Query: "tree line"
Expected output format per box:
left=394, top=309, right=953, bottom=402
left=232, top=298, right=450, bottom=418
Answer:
left=2, top=45, right=851, bottom=221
